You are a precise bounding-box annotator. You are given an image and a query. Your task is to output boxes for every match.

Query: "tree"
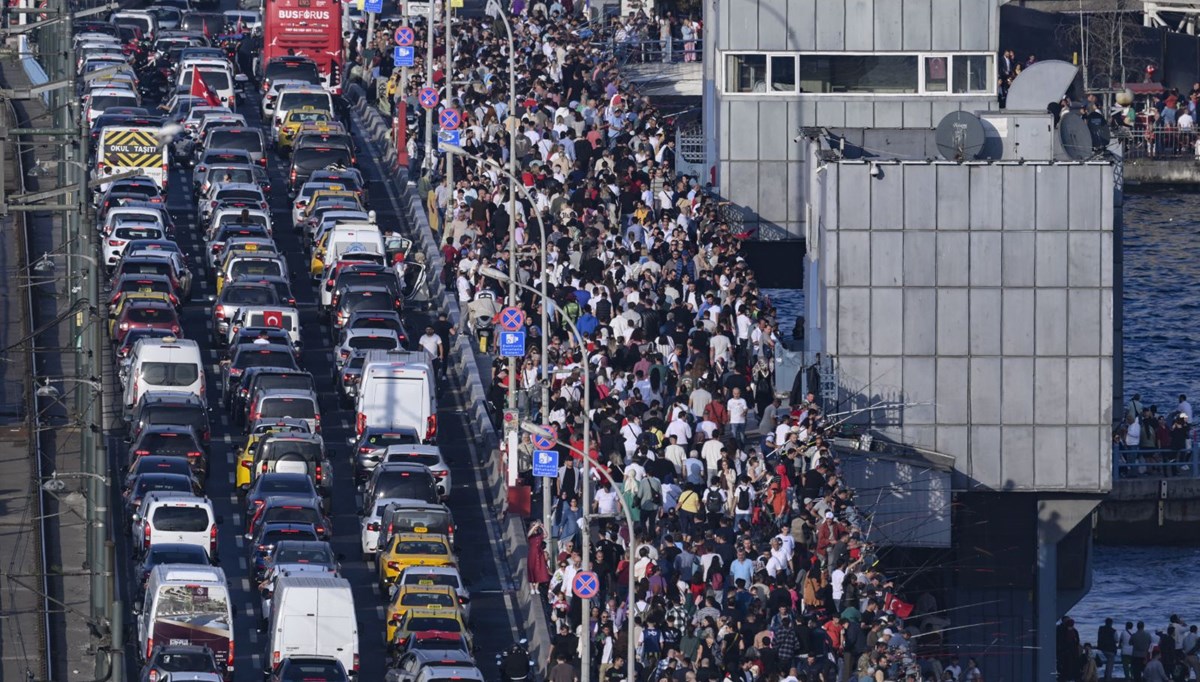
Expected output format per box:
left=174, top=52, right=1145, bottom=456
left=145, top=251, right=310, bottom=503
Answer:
left=1056, top=0, right=1146, bottom=91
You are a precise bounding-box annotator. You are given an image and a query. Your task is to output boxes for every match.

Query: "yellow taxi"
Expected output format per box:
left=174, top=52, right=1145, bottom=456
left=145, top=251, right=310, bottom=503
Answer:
left=300, top=187, right=359, bottom=220
left=277, top=109, right=333, bottom=152
left=384, top=584, right=460, bottom=644
left=377, top=533, right=454, bottom=590
left=236, top=419, right=310, bottom=491
left=389, top=607, right=471, bottom=655
left=214, top=243, right=273, bottom=293
left=108, top=291, right=171, bottom=336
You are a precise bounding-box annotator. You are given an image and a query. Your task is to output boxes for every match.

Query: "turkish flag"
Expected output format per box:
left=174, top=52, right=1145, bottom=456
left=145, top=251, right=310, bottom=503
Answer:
left=262, top=310, right=284, bottom=328
left=190, top=68, right=221, bottom=106
left=883, top=593, right=915, bottom=619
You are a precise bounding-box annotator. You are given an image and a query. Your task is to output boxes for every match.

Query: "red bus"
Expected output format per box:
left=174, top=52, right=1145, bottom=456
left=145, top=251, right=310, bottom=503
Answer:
left=261, top=0, right=345, bottom=94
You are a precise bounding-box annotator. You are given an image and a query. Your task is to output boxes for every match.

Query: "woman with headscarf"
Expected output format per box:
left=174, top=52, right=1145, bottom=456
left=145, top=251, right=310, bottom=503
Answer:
left=527, top=520, right=552, bottom=601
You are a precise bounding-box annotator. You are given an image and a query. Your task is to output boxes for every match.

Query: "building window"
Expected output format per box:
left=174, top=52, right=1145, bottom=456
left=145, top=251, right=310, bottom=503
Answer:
left=953, top=54, right=994, bottom=93
left=726, top=53, right=767, bottom=93
left=798, top=55, right=920, bottom=94
left=771, top=55, right=797, bottom=92
left=721, top=51, right=995, bottom=96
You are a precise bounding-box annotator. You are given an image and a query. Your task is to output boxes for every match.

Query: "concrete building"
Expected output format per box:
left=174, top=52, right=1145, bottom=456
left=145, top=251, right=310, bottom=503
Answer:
left=704, top=1, right=1118, bottom=679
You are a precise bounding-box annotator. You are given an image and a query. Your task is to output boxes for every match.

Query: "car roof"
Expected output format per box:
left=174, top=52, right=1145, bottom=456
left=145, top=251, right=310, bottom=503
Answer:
left=138, top=390, right=205, bottom=405
left=383, top=444, right=443, bottom=457
left=262, top=496, right=320, bottom=508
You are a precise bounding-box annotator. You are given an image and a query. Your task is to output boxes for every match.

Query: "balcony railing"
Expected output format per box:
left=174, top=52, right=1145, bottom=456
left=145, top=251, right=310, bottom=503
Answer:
left=1113, top=126, right=1200, bottom=160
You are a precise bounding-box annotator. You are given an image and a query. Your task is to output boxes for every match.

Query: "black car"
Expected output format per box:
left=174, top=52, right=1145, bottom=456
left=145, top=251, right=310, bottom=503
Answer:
left=128, top=425, right=208, bottom=480
left=332, top=286, right=403, bottom=328
left=342, top=310, right=406, bottom=338
left=124, top=472, right=202, bottom=520
left=249, top=521, right=320, bottom=582
left=363, top=462, right=438, bottom=506
left=140, top=643, right=220, bottom=682
left=245, top=472, right=320, bottom=518
left=268, top=656, right=349, bottom=682
left=288, top=146, right=352, bottom=195
left=221, top=343, right=299, bottom=396
left=228, top=327, right=294, bottom=358
left=246, top=496, right=329, bottom=540
left=122, top=456, right=194, bottom=494
left=128, top=391, right=211, bottom=449
left=329, top=269, right=402, bottom=312
left=350, top=427, right=421, bottom=484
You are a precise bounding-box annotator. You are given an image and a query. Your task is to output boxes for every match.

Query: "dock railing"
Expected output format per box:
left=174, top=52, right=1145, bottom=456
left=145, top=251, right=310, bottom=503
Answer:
left=1112, top=438, right=1200, bottom=480
left=1112, top=125, right=1200, bottom=160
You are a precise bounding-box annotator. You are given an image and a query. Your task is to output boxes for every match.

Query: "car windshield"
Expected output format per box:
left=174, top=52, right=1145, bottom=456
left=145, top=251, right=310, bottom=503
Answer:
left=385, top=451, right=441, bottom=467
left=255, top=375, right=314, bottom=394
left=216, top=188, right=262, bottom=202
left=91, top=94, right=139, bottom=111
left=236, top=349, right=295, bottom=369
left=264, top=507, right=319, bottom=524
left=133, top=459, right=191, bottom=477
left=277, top=660, right=344, bottom=682
left=288, top=111, right=330, bottom=125
left=231, top=260, right=283, bottom=278
left=217, top=214, right=268, bottom=228
left=349, top=335, right=398, bottom=351
left=181, top=69, right=230, bottom=90
left=208, top=168, right=254, bottom=185
left=141, top=362, right=198, bottom=386
left=223, top=287, right=277, bottom=305
left=208, top=130, right=262, bottom=153
left=257, top=477, right=314, bottom=495
left=259, top=398, right=315, bottom=419
left=403, top=573, right=459, bottom=589
left=121, top=262, right=171, bottom=277
left=366, top=432, right=420, bottom=448
left=144, top=404, right=205, bottom=429
left=137, top=432, right=196, bottom=456
left=274, top=547, right=333, bottom=564
left=262, top=528, right=318, bottom=545
left=395, top=540, right=448, bottom=555
left=292, top=147, right=351, bottom=172
left=115, top=226, right=163, bottom=241
left=147, top=546, right=207, bottom=565
left=119, top=279, right=169, bottom=295
left=266, top=61, right=321, bottom=83
left=279, top=92, right=330, bottom=110
left=134, top=475, right=192, bottom=497
left=374, top=471, right=437, bottom=502
left=405, top=616, right=460, bottom=632
left=262, top=440, right=322, bottom=461
left=127, top=307, right=172, bottom=323
left=155, top=651, right=216, bottom=672
left=152, top=506, right=208, bottom=531
left=411, top=636, right=464, bottom=651
left=401, top=592, right=455, bottom=608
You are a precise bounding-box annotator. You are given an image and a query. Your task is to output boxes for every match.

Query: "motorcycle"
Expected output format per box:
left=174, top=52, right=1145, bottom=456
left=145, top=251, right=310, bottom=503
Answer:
left=496, top=640, right=533, bottom=682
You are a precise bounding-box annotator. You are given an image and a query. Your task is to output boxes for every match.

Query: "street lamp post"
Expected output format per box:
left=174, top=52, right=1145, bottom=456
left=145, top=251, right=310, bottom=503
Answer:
left=480, top=266, right=596, bottom=682
left=519, top=423, right=636, bottom=682
left=440, top=144, right=552, bottom=554
left=484, top=0, right=520, bottom=506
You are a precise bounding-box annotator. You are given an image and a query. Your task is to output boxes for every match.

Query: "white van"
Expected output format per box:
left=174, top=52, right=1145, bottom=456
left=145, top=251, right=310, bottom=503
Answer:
left=325, top=224, right=385, bottom=271
left=268, top=573, right=358, bottom=677
left=132, top=491, right=217, bottom=559
left=138, top=565, right=233, bottom=675
left=124, top=337, right=204, bottom=413
left=177, top=63, right=237, bottom=110
left=226, top=305, right=301, bottom=349
left=355, top=351, right=436, bottom=442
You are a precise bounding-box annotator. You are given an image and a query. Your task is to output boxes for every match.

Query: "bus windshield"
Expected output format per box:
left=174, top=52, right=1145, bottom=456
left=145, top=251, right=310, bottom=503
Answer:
left=154, top=583, right=230, bottom=630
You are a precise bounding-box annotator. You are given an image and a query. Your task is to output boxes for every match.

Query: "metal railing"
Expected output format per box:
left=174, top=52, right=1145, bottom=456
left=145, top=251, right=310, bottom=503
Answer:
left=1113, top=440, right=1200, bottom=480
left=611, top=37, right=703, bottom=68
left=1113, top=125, right=1200, bottom=159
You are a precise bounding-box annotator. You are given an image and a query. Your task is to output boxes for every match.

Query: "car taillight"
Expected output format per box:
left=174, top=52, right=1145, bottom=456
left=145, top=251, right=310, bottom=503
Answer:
left=215, top=306, right=226, bottom=320
left=367, top=522, right=379, bottom=531
left=352, top=654, right=358, bottom=673
left=171, top=325, right=180, bottom=335
left=316, top=525, right=325, bottom=535
left=260, top=462, right=268, bottom=474
left=356, top=412, right=365, bottom=435
left=188, top=451, right=202, bottom=459
left=458, top=595, right=469, bottom=604
left=119, top=322, right=130, bottom=331
left=209, top=525, right=217, bottom=554
left=149, top=669, right=158, bottom=682
left=386, top=561, right=400, bottom=570
left=107, top=239, right=123, bottom=246
left=249, top=408, right=259, bottom=422
left=434, top=471, right=447, bottom=478
left=142, top=522, right=151, bottom=549
left=240, top=460, right=251, bottom=468
left=315, top=464, right=323, bottom=484
left=295, top=201, right=305, bottom=209
left=272, top=651, right=280, bottom=666
left=146, top=637, right=154, bottom=660
left=259, top=158, right=267, bottom=167
left=339, top=349, right=349, bottom=360
left=314, top=413, right=320, bottom=433
left=425, top=415, right=437, bottom=441
left=227, top=641, right=233, bottom=670
left=289, top=169, right=296, bottom=183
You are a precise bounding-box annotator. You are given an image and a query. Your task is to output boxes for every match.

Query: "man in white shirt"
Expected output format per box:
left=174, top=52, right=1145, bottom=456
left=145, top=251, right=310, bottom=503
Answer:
left=418, top=326, right=445, bottom=378
left=663, top=434, right=687, bottom=474
left=727, top=387, right=748, bottom=446
left=1178, top=394, right=1193, bottom=423
left=701, top=435, right=724, bottom=477
left=665, top=412, right=693, bottom=446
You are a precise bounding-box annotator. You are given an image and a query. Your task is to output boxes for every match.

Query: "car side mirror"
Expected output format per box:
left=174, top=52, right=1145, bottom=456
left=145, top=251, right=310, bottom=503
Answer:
left=131, top=513, right=142, bottom=522
left=244, top=532, right=253, bottom=540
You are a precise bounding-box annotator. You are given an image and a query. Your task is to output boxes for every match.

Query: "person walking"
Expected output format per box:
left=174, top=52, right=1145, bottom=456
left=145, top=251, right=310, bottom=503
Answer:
left=1097, top=617, right=1118, bottom=682
left=1120, top=621, right=1135, bottom=681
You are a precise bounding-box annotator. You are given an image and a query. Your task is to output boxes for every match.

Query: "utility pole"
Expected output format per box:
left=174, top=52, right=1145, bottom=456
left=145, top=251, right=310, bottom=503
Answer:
left=443, top=0, right=453, bottom=193
left=423, top=0, right=435, bottom=174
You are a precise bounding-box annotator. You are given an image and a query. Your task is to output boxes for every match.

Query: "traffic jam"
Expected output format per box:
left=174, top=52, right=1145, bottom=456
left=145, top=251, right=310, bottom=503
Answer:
left=78, top=1, right=500, bottom=680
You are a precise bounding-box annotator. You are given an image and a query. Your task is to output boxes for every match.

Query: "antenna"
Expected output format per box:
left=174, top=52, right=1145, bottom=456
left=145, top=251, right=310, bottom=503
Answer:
left=935, top=111, right=986, bottom=161
left=1059, top=112, right=1095, bottom=160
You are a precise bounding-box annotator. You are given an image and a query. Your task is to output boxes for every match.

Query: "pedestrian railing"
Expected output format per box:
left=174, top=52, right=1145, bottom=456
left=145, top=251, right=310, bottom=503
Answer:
left=1112, top=442, right=1200, bottom=480
left=611, top=37, right=703, bottom=68
left=1112, top=126, right=1200, bottom=160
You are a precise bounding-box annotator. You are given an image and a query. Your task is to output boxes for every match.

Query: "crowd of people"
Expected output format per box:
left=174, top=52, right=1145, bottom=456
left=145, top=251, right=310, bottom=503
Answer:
left=1061, top=615, right=1200, bottom=682
left=339, top=3, right=985, bottom=681
left=1115, top=393, right=1195, bottom=478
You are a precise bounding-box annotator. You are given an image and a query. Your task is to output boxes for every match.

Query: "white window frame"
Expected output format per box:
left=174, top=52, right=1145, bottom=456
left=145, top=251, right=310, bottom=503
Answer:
left=718, top=51, right=997, bottom=97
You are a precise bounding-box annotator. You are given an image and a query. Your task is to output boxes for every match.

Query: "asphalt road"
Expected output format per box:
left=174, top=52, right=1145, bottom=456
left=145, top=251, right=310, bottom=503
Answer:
left=103, top=32, right=521, bottom=682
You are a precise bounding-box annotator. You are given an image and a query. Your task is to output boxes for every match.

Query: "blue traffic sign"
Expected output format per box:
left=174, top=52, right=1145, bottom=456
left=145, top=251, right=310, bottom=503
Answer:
left=572, top=570, right=599, bottom=599
left=393, top=46, right=414, bottom=67
left=418, top=87, right=439, bottom=109
left=363, top=0, right=383, bottom=12
left=394, top=25, right=415, bottom=46
left=498, top=330, right=525, bottom=357
left=439, top=108, right=461, bottom=130
left=499, top=306, right=524, bottom=332
left=437, top=129, right=461, bottom=148
left=532, top=449, right=559, bottom=478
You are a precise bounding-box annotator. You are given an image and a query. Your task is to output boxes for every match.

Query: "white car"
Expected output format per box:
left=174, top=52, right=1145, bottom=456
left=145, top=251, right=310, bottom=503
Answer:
left=359, top=496, right=409, bottom=559
left=378, top=445, right=451, bottom=500
left=104, top=223, right=166, bottom=266
left=335, top=328, right=403, bottom=372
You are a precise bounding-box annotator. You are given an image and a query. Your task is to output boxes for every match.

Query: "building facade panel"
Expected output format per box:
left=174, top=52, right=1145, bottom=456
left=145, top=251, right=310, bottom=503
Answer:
left=1001, top=231, right=1036, bottom=287
left=1001, top=425, right=1036, bottom=488
left=815, top=0, right=847, bottom=50
left=901, top=0, right=933, bottom=49
left=873, top=0, right=904, bottom=50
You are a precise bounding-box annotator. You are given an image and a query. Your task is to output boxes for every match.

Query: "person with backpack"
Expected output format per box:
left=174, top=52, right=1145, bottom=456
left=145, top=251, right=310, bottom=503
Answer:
left=702, top=477, right=727, bottom=528
left=732, top=475, right=755, bottom=528
left=638, top=473, right=663, bottom=535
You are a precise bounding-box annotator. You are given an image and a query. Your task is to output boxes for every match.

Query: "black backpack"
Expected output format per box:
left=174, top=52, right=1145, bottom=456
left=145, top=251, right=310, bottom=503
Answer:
left=705, top=489, right=724, bottom=515
left=737, top=486, right=751, bottom=510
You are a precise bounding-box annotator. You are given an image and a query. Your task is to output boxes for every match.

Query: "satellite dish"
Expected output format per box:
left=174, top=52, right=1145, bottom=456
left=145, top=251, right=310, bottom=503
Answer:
left=1060, top=113, right=1095, bottom=160
left=935, top=111, right=986, bottom=161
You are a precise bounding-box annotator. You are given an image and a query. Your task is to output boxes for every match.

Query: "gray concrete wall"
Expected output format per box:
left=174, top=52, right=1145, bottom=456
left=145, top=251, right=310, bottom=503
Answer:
left=710, top=0, right=1003, bottom=238
left=808, top=159, right=1115, bottom=494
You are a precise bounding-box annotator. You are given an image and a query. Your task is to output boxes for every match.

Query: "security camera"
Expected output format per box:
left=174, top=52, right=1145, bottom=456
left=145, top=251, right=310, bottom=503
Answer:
left=869, top=163, right=882, bottom=178
left=792, top=133, right=803, bottom=143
